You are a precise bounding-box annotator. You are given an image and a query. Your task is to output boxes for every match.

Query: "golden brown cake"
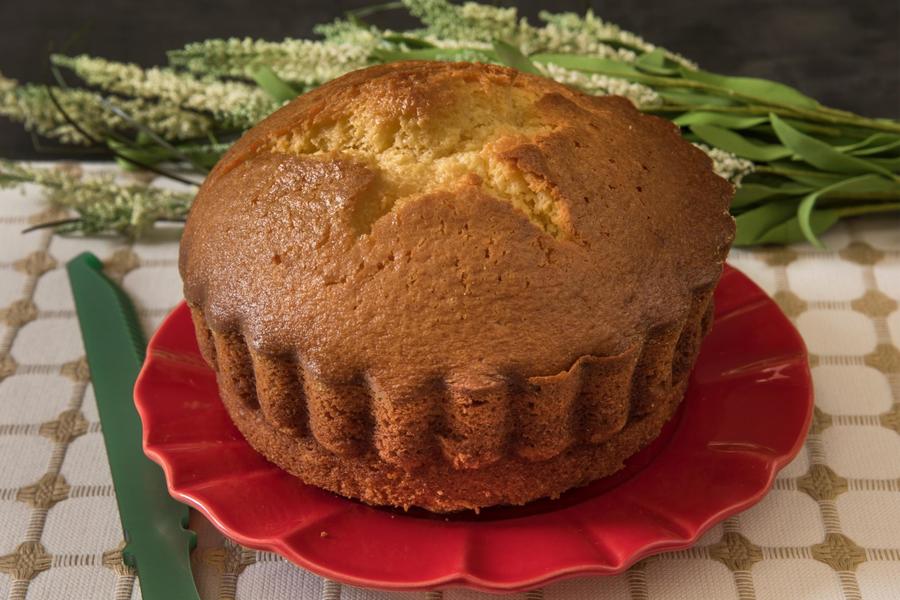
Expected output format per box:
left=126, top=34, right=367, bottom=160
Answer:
left=179, top=61, right=735, bottom=512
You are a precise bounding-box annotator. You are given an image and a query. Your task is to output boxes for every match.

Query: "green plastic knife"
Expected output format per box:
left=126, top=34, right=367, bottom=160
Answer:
left=67, top=252, right=200, bottom=600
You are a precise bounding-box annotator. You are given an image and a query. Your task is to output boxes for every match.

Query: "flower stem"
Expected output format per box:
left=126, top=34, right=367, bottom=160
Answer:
left=649, top=103, right=900, bottom=134
left=753, top=165, right=837, bottom=178
left=823, top=191, right=900, bottom=201
left=833, top=202, right=900, bottom=218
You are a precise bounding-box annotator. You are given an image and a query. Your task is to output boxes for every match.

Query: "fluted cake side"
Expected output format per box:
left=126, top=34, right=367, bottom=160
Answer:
left=188, top=282, right=714, bottom=511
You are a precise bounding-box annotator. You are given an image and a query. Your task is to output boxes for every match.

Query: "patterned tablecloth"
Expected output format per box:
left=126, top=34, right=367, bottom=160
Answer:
left=1, top=164, right=898, bottom=600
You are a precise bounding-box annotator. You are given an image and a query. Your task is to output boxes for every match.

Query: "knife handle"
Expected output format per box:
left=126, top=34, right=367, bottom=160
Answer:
left=67, top=253, right=200, bottom=600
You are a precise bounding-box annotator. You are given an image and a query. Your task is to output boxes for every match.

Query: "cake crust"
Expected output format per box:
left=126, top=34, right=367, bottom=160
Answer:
left=179, top=61, right=734, bottom=511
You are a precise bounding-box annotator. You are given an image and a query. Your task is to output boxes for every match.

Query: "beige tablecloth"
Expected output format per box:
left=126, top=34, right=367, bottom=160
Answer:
left=1, top=164, right=898, bottom=600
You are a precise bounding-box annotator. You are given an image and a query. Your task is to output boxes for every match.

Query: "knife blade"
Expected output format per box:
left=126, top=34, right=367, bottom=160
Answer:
left=67, top=251, right=200, bottom=600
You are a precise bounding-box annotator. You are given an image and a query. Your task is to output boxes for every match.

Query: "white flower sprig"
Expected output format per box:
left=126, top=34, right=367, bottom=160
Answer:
left=539, top=63, right=662, bottom=108
left=0, top=73, right=213, bottom=145
left=167, top=35, right=377, bottom=88
left=693, top=143, right=756, bottom=185
left=0, top=160, right=194, bottom=236
left=534, top=10, right=696, bottom=67
left=402, top=0, right=694, bottom=65
left=404, top=0, right=520, bottom=44
left=52, top=55, right=277, bottom=129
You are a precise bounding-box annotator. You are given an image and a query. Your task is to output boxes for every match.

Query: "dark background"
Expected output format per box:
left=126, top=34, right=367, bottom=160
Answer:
left=1, top=0, right=898, bottom=158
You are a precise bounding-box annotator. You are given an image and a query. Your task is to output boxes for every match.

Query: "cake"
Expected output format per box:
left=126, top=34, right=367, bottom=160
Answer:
left=179, top=61, right=735, bottom=512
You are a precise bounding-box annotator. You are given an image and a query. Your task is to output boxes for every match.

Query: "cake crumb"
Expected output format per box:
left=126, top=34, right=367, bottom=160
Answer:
left=320, top=530, right=328, bottom=538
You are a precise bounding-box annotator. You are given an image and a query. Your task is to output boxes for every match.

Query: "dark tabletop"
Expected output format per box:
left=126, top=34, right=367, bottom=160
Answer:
left=1, top=0, right=897, bottom=159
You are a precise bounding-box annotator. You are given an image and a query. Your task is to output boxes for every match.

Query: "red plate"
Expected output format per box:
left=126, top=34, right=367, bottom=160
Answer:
left=135, top=264, right=812, bottom=592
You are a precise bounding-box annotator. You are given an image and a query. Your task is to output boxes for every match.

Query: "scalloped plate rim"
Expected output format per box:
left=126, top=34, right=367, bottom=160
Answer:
left=134, top=264, right=813, bottom=592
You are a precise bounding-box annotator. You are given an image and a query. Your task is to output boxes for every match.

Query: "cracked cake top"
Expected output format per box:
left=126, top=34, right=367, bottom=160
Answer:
left=179, top=61, right=735, bottom=389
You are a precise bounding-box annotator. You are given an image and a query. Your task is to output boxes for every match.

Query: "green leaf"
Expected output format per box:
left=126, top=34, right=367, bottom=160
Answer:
left=748, top=119, right=843, bottom=138
left=250, top=65, right=299, bottom=103
left=851, top=140, right=900, bottom=156
left=868, top=156, right=900, bottom=170
left=732, top=181, right=814, bottom=208
left=781, top=119, right=844, bottom=137
left=673, top=112, right=768, bottom=129
left=634, top=48, right=678, bottom=75
left=796, top=174, right=898, bottom=246
left=491, top=40, right=541, bottom=76
left=372, top=48, right=439, bottom=61
left=755, top=209, right=841, bottom=245
left=770, top=114, right=895, bottom=178
left=835, top=132, right=900, bottom=153
left=347, top=1, right=405, bottom=20
left=834, top=202, right=900, bottom=217
left=788, top=174, right=845, bottom=187
left=659, top=90, right=737, bottom=107
left=107, top=139, right=167, bottom=171
left=381, top=34, right=436, bottom=49
left=371, top=46, right=492, bottom=62
left=690, top=124, right=793, bottom=161
left=106, top=140, right=224, bottom=171
left=733, top=196, right=851, bottom=246
left=733, top=201, right=799, bottom=246
left=679, top=68, right=819, bottom=109
left=764, top=165, right=846, bottom=187
left=756, top=201, right=900, bottom=245
left=529, top=54, right=642, bottom=79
